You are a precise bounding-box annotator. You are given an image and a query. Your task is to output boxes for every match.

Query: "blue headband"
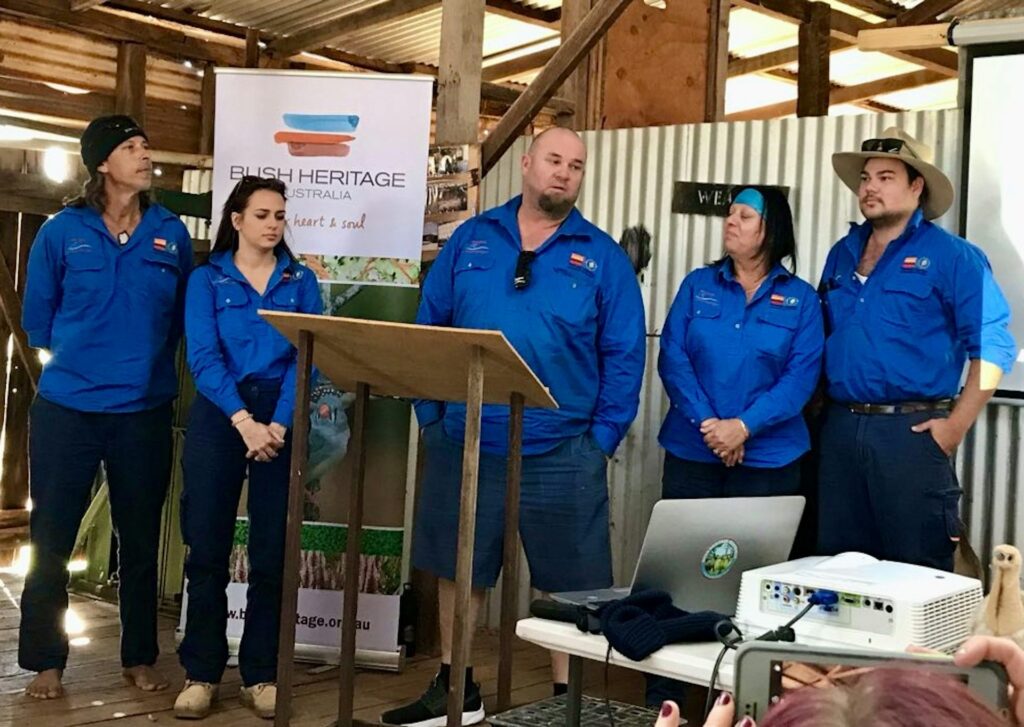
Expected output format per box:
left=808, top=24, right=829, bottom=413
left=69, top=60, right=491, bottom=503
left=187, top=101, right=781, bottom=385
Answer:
left=733, top=188, right=765, bottom=217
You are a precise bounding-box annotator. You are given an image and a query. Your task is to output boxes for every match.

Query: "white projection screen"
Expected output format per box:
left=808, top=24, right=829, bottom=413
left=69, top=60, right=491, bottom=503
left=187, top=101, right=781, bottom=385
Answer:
left=964, top=48, right=1024, bottom=397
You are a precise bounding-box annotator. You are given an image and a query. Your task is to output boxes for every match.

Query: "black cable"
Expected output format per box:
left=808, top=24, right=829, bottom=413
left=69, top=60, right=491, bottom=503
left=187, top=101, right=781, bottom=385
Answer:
left=702, top=592, right=839, bottom=721
left=604, top=643, right=616, bottom=727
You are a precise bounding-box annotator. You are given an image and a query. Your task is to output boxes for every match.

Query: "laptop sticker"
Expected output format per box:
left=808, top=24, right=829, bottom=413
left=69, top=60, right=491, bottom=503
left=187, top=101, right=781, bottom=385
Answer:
left=701, top=539, right=739, bottom=579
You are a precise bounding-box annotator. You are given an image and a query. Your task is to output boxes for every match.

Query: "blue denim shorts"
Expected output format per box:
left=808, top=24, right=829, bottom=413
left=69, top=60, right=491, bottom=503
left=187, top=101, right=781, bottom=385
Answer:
left=412, top=423, right=613, bottom=592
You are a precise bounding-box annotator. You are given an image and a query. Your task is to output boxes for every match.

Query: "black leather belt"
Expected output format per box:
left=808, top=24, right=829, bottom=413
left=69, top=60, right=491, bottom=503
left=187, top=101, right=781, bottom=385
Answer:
left=844, top=399, right=954, bottom=415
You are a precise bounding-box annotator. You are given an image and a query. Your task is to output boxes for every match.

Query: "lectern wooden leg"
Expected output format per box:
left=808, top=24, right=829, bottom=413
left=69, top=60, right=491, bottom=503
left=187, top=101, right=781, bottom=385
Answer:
left=336, top=382, right=371, bottom=726
left=496, top=392, right=524, bottom=712
left=275, top=330, right=315, bottom=727
left=448, top=345, right=485, bottom=727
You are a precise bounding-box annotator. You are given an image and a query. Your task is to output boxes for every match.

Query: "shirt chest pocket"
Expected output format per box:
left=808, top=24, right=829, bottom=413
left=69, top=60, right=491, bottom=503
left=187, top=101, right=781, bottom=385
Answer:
left=269, top=284, right=300, bottom=312
left=140, top=250, right=180, bottom=308
left=755, top=310, right=799, bottom=360
left=62, top=253, right=109, bottom=306
left=214, top=282, right=250, bottom=339
left=685, top=305, right=721, bottom=354
left=545, top=267, right=598, bottom=326
left=453, top=254, right=496, bottom=310
left=880, top=275, right=935, bottom=329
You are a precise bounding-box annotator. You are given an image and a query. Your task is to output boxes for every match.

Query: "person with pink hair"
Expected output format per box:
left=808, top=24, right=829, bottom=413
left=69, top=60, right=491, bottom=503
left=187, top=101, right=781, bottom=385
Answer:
left=655, top=635, right=1024, bottom=727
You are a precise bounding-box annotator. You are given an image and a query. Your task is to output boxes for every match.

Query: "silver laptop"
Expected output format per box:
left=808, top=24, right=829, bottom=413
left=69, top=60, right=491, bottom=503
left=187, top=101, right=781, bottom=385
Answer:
left=552, top=496, right=805, bottom=615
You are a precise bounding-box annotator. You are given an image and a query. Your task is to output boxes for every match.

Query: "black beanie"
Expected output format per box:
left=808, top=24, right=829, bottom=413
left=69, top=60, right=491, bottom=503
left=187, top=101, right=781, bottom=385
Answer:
left=600, top=589, right=729, bottom=661
left=80, top=115, right=148, bottom=174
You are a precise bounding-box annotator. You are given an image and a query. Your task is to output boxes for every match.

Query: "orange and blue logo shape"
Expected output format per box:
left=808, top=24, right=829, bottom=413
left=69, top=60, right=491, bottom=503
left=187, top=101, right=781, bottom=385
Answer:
left=274, top=114, right=360, bottom=158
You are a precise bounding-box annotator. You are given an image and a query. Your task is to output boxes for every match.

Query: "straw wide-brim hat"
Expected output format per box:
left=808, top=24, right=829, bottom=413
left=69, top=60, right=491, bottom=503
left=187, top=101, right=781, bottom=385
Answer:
left=832, top=126, right=954, bottom=220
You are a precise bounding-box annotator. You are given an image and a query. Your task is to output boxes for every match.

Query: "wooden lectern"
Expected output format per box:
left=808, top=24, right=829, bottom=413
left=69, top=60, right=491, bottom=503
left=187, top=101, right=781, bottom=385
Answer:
left=261, top=312, right=557, bottom=727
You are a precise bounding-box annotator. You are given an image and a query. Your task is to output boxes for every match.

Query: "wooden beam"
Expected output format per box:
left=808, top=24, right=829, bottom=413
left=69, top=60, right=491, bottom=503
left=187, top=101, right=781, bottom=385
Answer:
left=0, top=112, right=81, bottom=138
left=726, top=68, right=946, bottom=120
left=482, top=0, right=634, bottom=175
left=481, top=81, right=575, bottom=115
left=0, top=0, right=245, bottom=66
left=482, top=47, right=557, bottom=82
left=106, top=0, right=254, bottom=38
left=858, top=23, right=950, bottom=51
left=268, top=0, right=437, bottom=56
left=706, top=0, right=731, bottom=121
left=733, top=0, right=958, bottom=76
left=729, top=38, right=848, bottom=77
left=70, top=0, right=107, bottom=9
left=798, top=1, right=830, bottom=117
left=245, top=28, right=260, bottom=67
left=486, top=0, right=560, bottom=28
left=436, top=0, right=487, bottom=145
left=199, top=63, right=215, bottom=156
left=115, top=41, right=146, bottom=124
left=894, top=0, right=959, bottom=26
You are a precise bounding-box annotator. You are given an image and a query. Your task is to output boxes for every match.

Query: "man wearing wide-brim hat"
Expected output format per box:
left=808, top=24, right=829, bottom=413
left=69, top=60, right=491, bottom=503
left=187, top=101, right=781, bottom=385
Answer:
left=817, top=127, right=1017, bottom=571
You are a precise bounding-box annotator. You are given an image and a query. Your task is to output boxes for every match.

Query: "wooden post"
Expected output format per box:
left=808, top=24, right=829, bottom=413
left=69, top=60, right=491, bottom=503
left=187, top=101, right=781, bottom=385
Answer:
left=448, top=345, right=485, bottom=727
left=115, top=42, right=147, bottom=125
left=274, top=330, right=314, bottom=727
left=435, top=0, right=487, bottom=144
left=559, top=0, right=591, bottom=130
left=246, top=28, right=260, bottom=68
left=199, top=63, right=215, bottom=157
left=496, top=392, right=524, bottom=711
left=705, top=0, right=731, bottom=122
left=798, top=2, right=832, bottom=117
left=336, top=382, right=370, bottom=727
left=0, top=214, right=40, bottom=510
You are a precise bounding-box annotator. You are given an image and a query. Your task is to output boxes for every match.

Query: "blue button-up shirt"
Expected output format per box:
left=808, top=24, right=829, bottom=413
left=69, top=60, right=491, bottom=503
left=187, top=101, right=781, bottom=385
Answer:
left=415, top=196, right=646, bottom=456
left=658, top=261, right=824, bottom=468
left=23, top=204, right=193, bottom=413
left=185, top=250, right=323, bottom=426
left=821, top=210, right=1016, bottom=403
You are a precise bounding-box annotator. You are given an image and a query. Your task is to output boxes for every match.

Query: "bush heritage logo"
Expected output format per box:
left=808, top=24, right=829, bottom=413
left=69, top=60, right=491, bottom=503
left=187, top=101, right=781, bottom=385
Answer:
left=274, top=113, right=360, bottom=158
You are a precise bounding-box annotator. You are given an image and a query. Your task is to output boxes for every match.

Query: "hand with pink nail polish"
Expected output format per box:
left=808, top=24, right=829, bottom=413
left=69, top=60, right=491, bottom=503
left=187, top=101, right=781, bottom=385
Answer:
left=654, top=700, right=681, bottom=727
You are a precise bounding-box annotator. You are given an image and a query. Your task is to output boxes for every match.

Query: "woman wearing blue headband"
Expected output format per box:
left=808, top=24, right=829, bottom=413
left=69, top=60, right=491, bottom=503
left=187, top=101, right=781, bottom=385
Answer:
left=648, top=187, right=824, bottom=707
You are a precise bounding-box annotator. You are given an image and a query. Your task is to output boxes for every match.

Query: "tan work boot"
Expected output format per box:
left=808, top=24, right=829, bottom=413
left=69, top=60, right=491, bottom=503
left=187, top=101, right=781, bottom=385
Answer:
left=173, top=680, right=218, bottom=719
left=240, top=682, right=276, bottom=719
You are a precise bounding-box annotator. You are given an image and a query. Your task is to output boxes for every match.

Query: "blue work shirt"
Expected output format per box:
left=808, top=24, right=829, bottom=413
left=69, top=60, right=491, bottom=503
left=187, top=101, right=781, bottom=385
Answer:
left=185, top=250, right=323, bottom=426
left=658, top=261, right=824, bottom=468
left=415, top=196, right=646, bottom=456
left=22, top=204, right=193, bottom=413
left=821, top=210, right=1016, bottom=403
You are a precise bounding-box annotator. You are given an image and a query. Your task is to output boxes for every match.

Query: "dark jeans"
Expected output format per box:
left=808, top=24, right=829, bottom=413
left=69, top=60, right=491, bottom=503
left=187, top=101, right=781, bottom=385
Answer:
left=178, top=382, right=291, bottom=686
left=661, top=454, right=802, bottom=499
left=646, top=452, right=802, bottom=707
left=19, top=396, right=173, bottom=672
left=817, top=403, right=960, bottom=571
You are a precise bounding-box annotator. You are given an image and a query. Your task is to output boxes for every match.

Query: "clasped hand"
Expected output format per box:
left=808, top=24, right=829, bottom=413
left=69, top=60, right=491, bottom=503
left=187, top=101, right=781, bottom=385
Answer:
left=701, top=418, right=749, bottom=467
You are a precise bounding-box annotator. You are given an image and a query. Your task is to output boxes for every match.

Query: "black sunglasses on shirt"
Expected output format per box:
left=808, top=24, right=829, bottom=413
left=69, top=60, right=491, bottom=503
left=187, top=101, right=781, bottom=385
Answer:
left=513, top=250, right=537, bottom=291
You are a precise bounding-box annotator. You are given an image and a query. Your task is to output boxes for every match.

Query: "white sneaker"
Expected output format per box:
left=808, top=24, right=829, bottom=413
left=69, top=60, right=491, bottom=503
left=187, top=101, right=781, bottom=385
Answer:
left=173, top=680, right=218, bottom=719
left=240, top=682, right=276, bottom=719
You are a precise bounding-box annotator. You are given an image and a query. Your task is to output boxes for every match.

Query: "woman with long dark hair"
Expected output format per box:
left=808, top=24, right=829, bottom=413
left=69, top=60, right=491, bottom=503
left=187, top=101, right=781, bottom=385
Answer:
left=173, top=176, right=322, bottom=720
left=658, top=186, right=823, bottom=498
left=648, top=187, right=824, bottom=709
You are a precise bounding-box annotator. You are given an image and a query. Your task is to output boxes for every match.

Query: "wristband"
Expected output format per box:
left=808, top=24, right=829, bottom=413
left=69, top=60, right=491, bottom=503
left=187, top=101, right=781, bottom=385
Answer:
left=232, top=413, right=253, bottom=428
left=738, top=419, right=750, bottom=438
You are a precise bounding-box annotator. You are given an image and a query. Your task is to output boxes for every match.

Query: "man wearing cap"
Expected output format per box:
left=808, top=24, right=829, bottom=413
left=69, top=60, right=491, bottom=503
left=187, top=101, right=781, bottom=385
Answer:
left=19, top=116, right=192, bottom=698
left=382, top=127, right=645, bottom=727
left=817, top=127, right=1016, bottom=571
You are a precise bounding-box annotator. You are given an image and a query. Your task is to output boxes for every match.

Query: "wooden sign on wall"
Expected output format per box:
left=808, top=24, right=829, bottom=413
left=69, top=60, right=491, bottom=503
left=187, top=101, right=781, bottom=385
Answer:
left=672, top=182, right=791, bottom=217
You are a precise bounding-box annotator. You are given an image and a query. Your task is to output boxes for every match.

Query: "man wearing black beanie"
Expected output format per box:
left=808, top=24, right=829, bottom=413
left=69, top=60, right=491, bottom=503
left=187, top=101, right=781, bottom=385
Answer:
left=18, top=115, right=193, bottom=699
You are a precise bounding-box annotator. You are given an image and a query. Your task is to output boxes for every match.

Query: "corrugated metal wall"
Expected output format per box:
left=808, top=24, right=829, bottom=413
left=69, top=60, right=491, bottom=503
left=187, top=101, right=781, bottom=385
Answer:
left=479, top=109, right=1022, bottom=626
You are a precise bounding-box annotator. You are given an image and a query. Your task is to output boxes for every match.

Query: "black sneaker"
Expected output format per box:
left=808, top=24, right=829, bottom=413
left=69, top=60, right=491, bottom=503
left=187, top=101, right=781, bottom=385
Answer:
left=380, top=671, right=485, bottom=727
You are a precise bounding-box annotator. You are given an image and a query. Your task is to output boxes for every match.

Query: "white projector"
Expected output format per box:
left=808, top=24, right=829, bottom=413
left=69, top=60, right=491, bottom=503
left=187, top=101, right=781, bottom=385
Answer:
left=734, top=553, right=983, bottom=653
